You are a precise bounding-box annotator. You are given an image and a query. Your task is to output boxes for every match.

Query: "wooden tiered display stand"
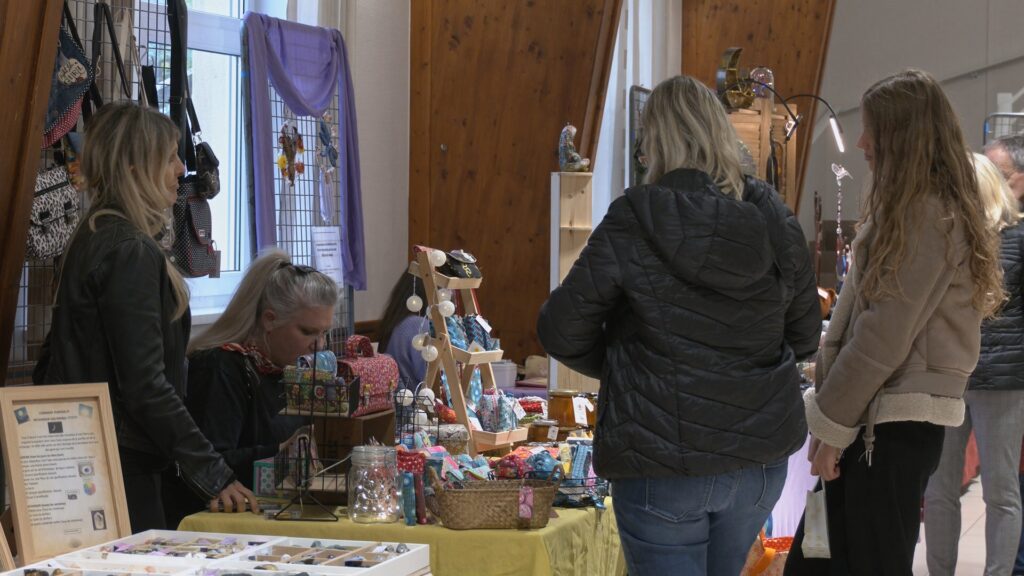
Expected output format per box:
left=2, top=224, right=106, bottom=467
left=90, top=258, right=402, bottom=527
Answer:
left=408, top=251, right=528, bottom=456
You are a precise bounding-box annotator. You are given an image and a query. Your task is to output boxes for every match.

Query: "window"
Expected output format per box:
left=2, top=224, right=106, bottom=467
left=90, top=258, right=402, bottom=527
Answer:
left=182, top=1, right=291, bottom=317
left=140, top=0, right=284, bottom=317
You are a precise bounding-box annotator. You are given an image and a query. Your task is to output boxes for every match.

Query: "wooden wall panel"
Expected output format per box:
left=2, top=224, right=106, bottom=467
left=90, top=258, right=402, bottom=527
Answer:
left=0, top=0, right=63, bottom=383
left=410, top=0, right=621, bottom=364
left=683, top=0, right=836, bottom=213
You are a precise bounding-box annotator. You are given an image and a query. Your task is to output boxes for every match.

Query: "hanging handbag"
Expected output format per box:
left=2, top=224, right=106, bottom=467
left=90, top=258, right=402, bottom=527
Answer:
left=168, top=0, right=219, bottom=278
left=172, top=182, right=218, bottom=277
left=186, top=98, right=221, bottom=199
left=43, top=3, right=94, bottom=148
left=338, top=336, right=399, bottom=417
left=28, top=165, right=80, bottom=261
left=170, top=97, right=220, bottom=277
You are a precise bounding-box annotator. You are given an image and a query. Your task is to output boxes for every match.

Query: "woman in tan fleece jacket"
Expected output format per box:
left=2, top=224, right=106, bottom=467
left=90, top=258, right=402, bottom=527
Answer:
left=785, top=69, right=1004, bottom=575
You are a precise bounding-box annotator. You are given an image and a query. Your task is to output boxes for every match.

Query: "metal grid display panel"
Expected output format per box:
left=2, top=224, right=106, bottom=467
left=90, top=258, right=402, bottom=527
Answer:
left=984, top=113, right=1024, bottom=144
left=7, top=0, right=173, bottom=384
left=267, top=90, right=354, bottom=353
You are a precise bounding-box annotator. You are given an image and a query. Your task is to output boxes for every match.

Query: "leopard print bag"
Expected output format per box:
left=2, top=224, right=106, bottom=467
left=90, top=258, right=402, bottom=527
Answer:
left=28, top=166, right=80, bottom=261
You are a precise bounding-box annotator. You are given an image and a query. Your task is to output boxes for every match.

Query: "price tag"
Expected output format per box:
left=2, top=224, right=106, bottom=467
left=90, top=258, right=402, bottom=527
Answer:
left=547, top=426, right=559, bottom=441
left=572, top=397, right=589, bottom=426
left=475, top=315, right=493, bottom=334
left=513, top=401, right=527, bottom=420
left=468, top=417, right=483, bottom=431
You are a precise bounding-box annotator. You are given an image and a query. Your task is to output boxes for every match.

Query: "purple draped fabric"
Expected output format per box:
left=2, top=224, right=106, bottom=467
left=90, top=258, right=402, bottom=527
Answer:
left=242, top=12, right=366, bottom=289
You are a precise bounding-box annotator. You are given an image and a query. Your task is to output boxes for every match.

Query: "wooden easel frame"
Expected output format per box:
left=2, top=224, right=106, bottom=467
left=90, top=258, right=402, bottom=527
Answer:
left=408, top=251, right=526, bottom=455
left=0, top=383, right=130, bottom=565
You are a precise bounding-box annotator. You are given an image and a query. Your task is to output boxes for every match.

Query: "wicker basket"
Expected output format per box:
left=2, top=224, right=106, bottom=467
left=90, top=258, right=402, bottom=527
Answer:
left=427, top=468, right=559, bottom=530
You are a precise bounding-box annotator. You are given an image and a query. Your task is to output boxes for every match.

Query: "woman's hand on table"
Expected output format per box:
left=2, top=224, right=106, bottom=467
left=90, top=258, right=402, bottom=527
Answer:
left=210, top=480, right=261, bottom=514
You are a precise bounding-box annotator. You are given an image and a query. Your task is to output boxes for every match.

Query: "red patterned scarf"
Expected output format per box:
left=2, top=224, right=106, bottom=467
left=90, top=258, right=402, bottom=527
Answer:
left=220, top=343, right=282, bottom=375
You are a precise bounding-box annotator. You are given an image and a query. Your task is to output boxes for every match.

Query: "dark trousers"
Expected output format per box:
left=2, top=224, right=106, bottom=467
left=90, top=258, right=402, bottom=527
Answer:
left=784, top=421, right=944, bottom=576
left=120, top=449, right=169, bottom=532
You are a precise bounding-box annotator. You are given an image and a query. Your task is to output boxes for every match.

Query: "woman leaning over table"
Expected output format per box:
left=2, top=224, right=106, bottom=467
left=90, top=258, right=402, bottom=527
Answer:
left=161, top=250, right=338, bottom=527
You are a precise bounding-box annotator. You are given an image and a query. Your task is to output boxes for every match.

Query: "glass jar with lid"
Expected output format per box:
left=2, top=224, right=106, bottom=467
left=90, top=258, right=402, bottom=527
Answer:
left=347, top=445, right=401, bottom=523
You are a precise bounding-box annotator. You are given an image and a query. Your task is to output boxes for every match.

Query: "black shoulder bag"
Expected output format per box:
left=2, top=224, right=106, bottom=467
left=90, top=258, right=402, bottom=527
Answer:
left=168, top=0, right=220, bottom=278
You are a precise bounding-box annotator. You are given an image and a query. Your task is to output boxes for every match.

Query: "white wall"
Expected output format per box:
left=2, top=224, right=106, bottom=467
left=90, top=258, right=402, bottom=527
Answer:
left=317, top=1, right=410, bottom=323
left=799, top=0, right=1024, bottom=234
left=592, top=0, right=683, bottom=222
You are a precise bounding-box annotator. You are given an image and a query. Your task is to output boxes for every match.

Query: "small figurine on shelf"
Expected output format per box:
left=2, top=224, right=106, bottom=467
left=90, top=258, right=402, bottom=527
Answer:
left=558, top=123, right=591, bottom=172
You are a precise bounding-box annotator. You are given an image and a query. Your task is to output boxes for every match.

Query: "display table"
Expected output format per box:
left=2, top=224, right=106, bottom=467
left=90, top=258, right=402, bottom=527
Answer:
left=180, top=502, right=626, bottom=576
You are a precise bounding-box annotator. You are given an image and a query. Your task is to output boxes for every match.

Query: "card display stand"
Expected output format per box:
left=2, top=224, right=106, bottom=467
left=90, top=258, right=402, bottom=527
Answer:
left=275, top=360, right=396, bottom=517
left=408, top=252, right=528, bottom=456
left=2, top=531, right=430, bottom=576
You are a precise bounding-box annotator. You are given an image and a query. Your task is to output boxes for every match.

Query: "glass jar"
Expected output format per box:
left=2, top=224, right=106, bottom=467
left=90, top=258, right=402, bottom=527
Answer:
left=548, top=389, right=580, bottom=428
left=347, top=445, right=401, bottom=524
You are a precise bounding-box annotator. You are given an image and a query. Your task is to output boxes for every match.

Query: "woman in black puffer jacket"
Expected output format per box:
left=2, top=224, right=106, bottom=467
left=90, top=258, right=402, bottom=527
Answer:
left=537, top=75, right=820, bottom=576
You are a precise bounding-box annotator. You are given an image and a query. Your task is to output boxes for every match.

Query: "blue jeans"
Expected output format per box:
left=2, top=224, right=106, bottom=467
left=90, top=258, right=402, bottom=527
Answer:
left=613, top=460, right=787, bottom=576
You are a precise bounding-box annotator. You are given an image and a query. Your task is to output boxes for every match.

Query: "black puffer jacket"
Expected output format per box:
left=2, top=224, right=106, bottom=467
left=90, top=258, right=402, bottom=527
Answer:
left=970, top=222, right=1024, bottom=391
left=34, top=214, right=234, bottom=500
left=537, top=169, right=820, bottom=479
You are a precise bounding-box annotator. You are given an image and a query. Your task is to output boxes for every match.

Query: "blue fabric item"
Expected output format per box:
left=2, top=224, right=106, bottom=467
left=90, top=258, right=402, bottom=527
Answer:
left=382, top=315, right=426, bottom=386
left=612, top=460, right=787, bottom=576
left=401, top=472, right=416, bottom=526
left=242, top=13, right=366, bottom=289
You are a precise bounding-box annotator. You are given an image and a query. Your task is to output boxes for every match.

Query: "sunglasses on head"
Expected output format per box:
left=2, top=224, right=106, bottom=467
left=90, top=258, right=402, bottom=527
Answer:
left=278, top=262, right=317, bottom=275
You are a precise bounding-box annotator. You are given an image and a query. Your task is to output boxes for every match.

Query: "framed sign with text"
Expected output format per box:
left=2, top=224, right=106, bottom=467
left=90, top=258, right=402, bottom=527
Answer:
left=0, top=383, right=130, bottom=564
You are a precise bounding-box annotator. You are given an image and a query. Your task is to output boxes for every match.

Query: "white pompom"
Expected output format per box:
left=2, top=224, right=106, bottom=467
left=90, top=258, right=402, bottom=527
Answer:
left=411, top=333, right=428, bottom=351
left=396, top=388, right=414, bottom=407
left=416, top=387, right=436, bottom=405
left=421, top=345, right=439, bottom=362
left=428, top=249, right=447, bottom=268
left=438, top=300, right=456, bottom=318
left=413, top=410, right=430, bottom=426
left=405, top=295, right=423, bottom=313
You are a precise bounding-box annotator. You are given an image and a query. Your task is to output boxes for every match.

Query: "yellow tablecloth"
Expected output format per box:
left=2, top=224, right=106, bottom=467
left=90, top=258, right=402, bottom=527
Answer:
left=179, top=502, right=626, bottom=576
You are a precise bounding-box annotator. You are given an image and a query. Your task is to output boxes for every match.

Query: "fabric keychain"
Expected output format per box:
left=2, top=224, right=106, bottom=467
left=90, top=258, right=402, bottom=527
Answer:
left=277, top=119, right=305, bottom=186
left=315, top=115, right=338, bottom=225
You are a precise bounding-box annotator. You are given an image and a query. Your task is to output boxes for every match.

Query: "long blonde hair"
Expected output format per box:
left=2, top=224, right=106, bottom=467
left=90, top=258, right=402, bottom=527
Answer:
left=188, top=249, right=340, bottom=354
left=641, top=75, right=745, bottom=199
left=972, top=152, right=1021, bottom=230
left=78, top=102, right=190, bottom=319
left=859, top=69, right=1003, bottom=315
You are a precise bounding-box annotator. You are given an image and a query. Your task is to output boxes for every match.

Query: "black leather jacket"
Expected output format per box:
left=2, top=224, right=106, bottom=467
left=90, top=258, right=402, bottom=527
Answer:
left=538, top=170, right=820, bottom=479
left=34, top=214, right=234, bottom=499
